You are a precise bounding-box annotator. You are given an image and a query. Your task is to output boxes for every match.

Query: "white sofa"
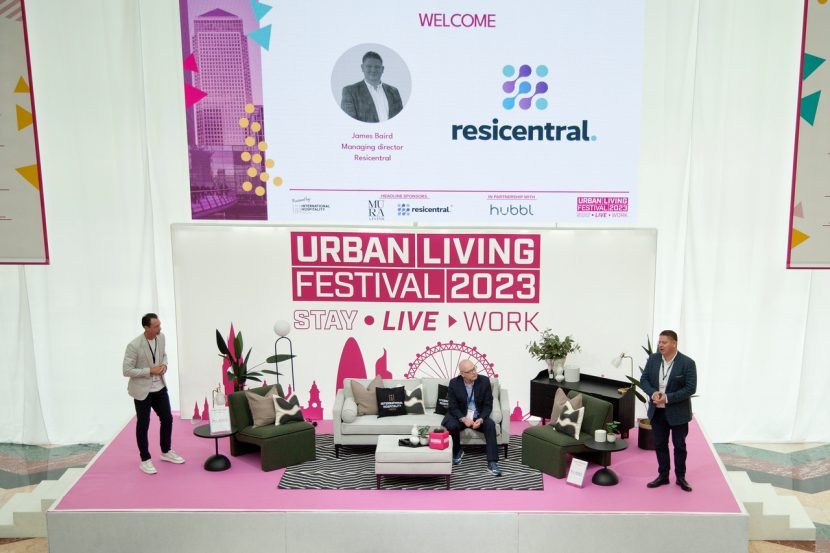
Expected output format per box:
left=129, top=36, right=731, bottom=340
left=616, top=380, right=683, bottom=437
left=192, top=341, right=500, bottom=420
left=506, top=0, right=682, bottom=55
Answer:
left=333, top=377, right=511, bottom=458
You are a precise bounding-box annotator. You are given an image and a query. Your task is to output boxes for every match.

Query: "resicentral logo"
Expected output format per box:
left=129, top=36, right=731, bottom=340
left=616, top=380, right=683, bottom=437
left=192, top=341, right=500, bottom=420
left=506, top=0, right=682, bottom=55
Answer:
left=451, top=63, right=596, bottom=142
left=502, top=64, right=548, bottom=110
left=396, top=203, right=451, bottom=216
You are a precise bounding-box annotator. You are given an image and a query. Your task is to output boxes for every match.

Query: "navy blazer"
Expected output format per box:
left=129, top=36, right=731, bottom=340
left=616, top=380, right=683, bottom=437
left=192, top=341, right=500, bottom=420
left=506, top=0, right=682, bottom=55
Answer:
left=341, top=81, right=403, bottom=123
left=446, top=375, right=493, bottom=421
left=639, top=351, right=697, bottom=426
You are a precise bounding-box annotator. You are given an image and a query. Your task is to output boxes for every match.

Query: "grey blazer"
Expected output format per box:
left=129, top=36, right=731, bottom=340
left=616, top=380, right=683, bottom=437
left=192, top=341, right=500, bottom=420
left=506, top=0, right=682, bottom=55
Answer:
left=341, top=81, right=403, bottom=123
left=123, top=333, right=167, bottom=400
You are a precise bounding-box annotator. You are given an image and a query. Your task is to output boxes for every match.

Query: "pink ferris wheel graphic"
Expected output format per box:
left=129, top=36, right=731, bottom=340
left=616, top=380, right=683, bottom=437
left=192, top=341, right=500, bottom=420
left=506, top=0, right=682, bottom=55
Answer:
left=405, top=340, right=497, bottom=379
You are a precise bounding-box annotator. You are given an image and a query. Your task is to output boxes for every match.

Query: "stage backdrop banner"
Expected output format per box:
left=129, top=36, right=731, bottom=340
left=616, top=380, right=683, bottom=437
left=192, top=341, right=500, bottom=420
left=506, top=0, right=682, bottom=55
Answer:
left=171, top=224, right=656, bottom=423
left=0, top=0, right=48, bottom=264
left=789, top=0, right=830, bottom=268
left=179, top=1, right=644, bottom=225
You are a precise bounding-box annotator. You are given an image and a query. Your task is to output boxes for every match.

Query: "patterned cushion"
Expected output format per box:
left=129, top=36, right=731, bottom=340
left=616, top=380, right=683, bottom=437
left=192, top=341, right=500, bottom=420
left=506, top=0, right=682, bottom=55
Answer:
left=350, top=374, right=382, bottom=415
left=245, top=386, right=279, bottom=427
left=404, top=384, right=425, bottom=414
left=435, top=384, right=449, bottom=415
left=376, top=386, right=407, bottom=418
left=553, top=401, right=585, bottom=438
left=272, top=394, right=304, bottom=426
left=549, top=388, right=582, bottom=424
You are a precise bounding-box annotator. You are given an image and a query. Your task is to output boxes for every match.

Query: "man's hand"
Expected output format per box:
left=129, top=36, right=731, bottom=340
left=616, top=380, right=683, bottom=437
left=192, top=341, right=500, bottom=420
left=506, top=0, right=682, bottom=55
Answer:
left=150, top=364, right=167, bottom=375
left=472, top=418, right=483, bottom=430
left=653, top=392, right=666, bottom=406
left=461, top=417, right=474, bottom=428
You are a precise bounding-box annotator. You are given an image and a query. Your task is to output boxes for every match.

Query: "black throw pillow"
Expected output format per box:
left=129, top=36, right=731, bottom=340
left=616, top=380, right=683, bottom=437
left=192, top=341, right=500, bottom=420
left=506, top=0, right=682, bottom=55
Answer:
left=376, top=386, right=407, bottom=417
left=435, top=384, right=450, bottom=415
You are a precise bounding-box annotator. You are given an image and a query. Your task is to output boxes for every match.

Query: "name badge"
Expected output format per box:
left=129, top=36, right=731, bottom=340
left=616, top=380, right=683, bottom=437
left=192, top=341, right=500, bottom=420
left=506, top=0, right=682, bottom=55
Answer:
left=467, top=408, right=475, bottom=420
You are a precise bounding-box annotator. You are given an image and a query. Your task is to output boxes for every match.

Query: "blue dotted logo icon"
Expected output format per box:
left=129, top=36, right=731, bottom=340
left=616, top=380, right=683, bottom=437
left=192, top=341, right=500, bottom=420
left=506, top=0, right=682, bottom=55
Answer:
left=502, top=64, right=548, bottom=110
left=397, top=203, right=411, bottom=216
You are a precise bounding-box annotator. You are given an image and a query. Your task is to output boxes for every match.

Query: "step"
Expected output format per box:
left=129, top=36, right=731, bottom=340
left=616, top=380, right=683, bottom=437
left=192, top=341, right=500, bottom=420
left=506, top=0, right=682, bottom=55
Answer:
left=727, top=470, right=816, bottom=541
left=0, top=467, right=86, bottom=538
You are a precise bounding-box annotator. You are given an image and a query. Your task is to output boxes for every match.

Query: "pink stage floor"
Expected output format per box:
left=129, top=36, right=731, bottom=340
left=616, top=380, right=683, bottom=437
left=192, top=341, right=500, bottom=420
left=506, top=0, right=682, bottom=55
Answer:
left=55, top=416, right=741, bottom=514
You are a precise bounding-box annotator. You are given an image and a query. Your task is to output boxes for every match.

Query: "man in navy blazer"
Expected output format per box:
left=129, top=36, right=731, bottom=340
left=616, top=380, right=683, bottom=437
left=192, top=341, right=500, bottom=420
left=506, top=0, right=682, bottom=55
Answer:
left=341, top=51, right=403, bottom=123
left=442, top=359, right=502, bottom=476
left=640, top=330, right=697, bottom=492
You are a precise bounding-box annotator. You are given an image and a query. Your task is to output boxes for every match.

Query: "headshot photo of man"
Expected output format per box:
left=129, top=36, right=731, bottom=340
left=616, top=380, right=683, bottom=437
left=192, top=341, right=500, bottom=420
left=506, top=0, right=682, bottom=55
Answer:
left=340, top=51, right=404, bottom=123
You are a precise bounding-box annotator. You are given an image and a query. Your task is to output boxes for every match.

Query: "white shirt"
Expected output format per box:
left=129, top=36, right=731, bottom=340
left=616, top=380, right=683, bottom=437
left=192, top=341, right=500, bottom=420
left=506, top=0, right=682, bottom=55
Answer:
left=147, top=337, right=164, bottom=392
left=364, top=80, right=389, bottom=121
left=656, top=353, right=676, bottom=407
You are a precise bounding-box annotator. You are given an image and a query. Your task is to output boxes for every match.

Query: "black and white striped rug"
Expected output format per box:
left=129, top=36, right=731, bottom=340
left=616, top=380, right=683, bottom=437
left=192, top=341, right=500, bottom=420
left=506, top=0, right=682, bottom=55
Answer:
left=278, top=435, right=542, bottom=490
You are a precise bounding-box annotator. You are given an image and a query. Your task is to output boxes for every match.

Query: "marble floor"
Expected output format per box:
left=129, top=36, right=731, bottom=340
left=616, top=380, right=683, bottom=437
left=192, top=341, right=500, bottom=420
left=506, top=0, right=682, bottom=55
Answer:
left=0, top=441, right=828, bottom=552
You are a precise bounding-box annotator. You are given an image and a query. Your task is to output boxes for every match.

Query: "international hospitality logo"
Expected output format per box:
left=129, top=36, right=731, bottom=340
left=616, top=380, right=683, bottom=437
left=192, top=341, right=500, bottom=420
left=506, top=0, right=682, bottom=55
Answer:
left=450, top=62, right=595, bottom=142
left=502, top=64, right=548, bottom=110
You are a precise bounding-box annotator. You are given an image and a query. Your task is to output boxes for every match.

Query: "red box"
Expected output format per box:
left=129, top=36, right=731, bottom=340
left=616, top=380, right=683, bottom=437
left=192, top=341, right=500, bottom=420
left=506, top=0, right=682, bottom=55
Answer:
left=429, top=429, right=449, bottom=450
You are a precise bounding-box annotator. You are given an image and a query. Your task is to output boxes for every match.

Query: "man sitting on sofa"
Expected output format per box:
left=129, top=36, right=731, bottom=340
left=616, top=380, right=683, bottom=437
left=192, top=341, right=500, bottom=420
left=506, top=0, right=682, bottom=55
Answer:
left=442, top=359, right=502, bottom=476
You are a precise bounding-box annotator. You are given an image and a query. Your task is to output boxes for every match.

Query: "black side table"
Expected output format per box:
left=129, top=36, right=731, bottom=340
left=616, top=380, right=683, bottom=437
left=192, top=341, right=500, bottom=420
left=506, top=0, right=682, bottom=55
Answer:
left=193, top=424, right=236, bottom=471
left=584, top=438, right=628, bottom=486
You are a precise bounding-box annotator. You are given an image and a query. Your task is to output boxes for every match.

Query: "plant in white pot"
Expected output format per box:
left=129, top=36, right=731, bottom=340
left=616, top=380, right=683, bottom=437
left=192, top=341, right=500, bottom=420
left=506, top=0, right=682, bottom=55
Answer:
left=606, top=421, right=621, bottom=443
left=526, top=329, right=581, bottom=380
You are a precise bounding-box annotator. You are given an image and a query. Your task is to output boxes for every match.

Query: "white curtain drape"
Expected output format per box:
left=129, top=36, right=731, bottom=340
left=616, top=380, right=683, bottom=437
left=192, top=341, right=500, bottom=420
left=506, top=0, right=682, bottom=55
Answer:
left=1, top=0, right=824, bottom=444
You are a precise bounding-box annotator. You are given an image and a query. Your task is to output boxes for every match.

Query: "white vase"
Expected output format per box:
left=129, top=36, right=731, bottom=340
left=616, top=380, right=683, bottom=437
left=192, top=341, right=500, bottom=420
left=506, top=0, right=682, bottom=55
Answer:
left=420, top=436, right=429, bottom=446
left=607, top=434, right=617, bottom=443
left=546, top=358, right=566, bottom=379
left=410, top=436, right=420, bottom=445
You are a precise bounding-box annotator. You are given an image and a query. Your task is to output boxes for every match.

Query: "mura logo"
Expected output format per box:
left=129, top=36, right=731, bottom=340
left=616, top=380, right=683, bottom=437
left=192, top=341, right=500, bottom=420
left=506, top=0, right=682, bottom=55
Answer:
left=490, top=203, right=535, bottom=216
left=397, top=203, right=411, bottom=216
left=502, top=64, right=548, bottom=110
left=368, top=200, right=385, bottom=220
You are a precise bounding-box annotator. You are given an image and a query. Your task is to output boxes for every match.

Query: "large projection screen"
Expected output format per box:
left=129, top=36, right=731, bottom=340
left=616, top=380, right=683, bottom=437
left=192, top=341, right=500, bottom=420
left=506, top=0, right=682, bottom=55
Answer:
left=171, top=224, right=656, bottom=422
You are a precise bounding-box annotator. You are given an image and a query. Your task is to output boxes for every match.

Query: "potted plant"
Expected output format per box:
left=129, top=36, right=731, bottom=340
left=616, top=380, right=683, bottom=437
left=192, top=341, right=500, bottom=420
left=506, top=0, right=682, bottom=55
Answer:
left=418, top=425, right=431, bottom=446
left=624, top=335, right=656, bottom=450
left=606, top=421, right=621, bottom=443
left=216, top=327, right=291, bottom=392
left=526, top=329, right=581, bottom=380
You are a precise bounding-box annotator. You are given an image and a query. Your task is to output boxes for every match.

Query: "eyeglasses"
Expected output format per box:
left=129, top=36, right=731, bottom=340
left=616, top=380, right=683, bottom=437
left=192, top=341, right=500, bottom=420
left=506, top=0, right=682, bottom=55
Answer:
left=459, top=368, right=477, bottom=375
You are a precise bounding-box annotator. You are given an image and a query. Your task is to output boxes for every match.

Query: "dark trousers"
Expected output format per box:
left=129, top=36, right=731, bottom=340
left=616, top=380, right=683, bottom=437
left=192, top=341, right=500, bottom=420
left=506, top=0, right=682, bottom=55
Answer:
left=134, top=387, right=173, bottom=462
left=442, top=416, right=499, bottom=462
left=650, top=408, right=689, bottom=478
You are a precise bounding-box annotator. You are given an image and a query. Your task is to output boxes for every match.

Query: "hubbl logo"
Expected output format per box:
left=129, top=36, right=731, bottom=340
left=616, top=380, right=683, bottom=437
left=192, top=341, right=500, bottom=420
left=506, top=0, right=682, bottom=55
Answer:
left=502, top=64, right=548, bottom=110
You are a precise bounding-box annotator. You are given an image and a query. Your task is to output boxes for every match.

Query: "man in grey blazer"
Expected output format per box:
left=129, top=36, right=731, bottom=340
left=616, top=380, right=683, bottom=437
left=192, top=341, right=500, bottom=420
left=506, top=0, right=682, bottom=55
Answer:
left=640, top=330, right=697, bottom=492
left=123, top=313, right=184, bottom=474
left=341, top=51, right=403, bottom=123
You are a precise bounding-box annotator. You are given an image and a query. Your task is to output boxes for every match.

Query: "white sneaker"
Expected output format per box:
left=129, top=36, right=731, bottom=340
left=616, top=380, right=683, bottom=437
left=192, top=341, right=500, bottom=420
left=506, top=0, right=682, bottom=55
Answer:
left=139, top=460, right=157, bottom=474
left=160, top=450, right=185, bottom=464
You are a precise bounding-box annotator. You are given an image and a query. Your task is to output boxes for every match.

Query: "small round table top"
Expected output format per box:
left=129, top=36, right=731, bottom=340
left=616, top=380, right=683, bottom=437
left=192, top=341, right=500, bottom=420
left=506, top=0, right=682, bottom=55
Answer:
left=193, top=423, right=236, bottom=439
left=585, top=438, right=628, bottom=452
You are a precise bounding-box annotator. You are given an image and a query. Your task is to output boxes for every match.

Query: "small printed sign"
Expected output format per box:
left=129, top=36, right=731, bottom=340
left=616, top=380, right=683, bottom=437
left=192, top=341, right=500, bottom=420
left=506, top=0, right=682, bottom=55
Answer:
left=209, top=407, right=231, bottom=434
left=566, top=458, right=589, bottom=488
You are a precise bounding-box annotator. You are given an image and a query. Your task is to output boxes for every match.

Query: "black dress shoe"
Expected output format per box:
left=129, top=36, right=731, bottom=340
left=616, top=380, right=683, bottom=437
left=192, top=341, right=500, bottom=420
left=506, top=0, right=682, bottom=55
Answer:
left=646, top=475, right=670, bottom=488
left=676, top=477, right=692, bottom=492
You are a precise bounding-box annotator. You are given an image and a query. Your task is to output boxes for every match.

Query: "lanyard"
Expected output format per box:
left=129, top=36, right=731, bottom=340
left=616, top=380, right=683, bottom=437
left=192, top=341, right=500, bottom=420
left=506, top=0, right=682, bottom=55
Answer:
left=147, top=338, right=157, bottom=364
left=660, top=358, right=674, bottom=383
left=466, top=383, right=475, bottom=404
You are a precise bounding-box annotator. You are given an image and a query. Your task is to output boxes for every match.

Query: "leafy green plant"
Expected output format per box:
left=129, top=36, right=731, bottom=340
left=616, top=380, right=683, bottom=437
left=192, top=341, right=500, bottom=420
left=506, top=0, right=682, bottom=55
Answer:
left=418, top=425, right=431, bottom=438
left=526, top=329, right=581, bottom=360
left=624, top=334, right=653, bottom=405
left=216, top=327, right=293, bottom=392
left=606, top=421, right=621, bottom=435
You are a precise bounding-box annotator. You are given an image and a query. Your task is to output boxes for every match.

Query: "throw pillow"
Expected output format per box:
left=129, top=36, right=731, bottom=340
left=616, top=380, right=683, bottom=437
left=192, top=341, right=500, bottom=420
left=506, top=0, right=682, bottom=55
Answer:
left=549, top=388, right=583, bottom=424
left=272, top=394, right=305, bottom=426
left=553, top=401, right=585, bottom=439
left=376, top=386, right=407, bottom=418
left=341, top=397, right=358, bottom=423
left=350, top=374, right=382, bottom=415
left=435, top=384, right=450, bottom=415
left=245, top=386, right=279, bottom=427
left=404, top=384, right=425, bottom=414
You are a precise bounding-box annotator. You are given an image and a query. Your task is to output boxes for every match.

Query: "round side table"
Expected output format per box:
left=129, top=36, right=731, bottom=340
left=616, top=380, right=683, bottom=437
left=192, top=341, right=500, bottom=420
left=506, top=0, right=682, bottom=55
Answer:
left=193, top=424, right=236, bottom=471
left=584, top=438, right=628, bottom=486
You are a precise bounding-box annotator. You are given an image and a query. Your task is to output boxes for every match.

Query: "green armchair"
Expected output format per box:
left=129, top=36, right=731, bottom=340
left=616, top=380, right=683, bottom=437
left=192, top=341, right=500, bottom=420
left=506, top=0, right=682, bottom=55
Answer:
left=521, top=390, right=613, bottom=478
left=227, top=385, right=316, bottom=471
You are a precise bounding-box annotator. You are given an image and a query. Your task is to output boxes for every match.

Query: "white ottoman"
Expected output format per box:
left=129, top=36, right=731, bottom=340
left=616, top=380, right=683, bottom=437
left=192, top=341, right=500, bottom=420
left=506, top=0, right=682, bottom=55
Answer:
left=374, top=434, right=453, bottom=489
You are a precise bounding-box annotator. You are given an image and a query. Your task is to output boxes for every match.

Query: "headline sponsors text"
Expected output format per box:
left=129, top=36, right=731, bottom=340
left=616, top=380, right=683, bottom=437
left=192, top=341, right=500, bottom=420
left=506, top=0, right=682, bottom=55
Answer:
left=291, top=231, right=540, bottom=303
